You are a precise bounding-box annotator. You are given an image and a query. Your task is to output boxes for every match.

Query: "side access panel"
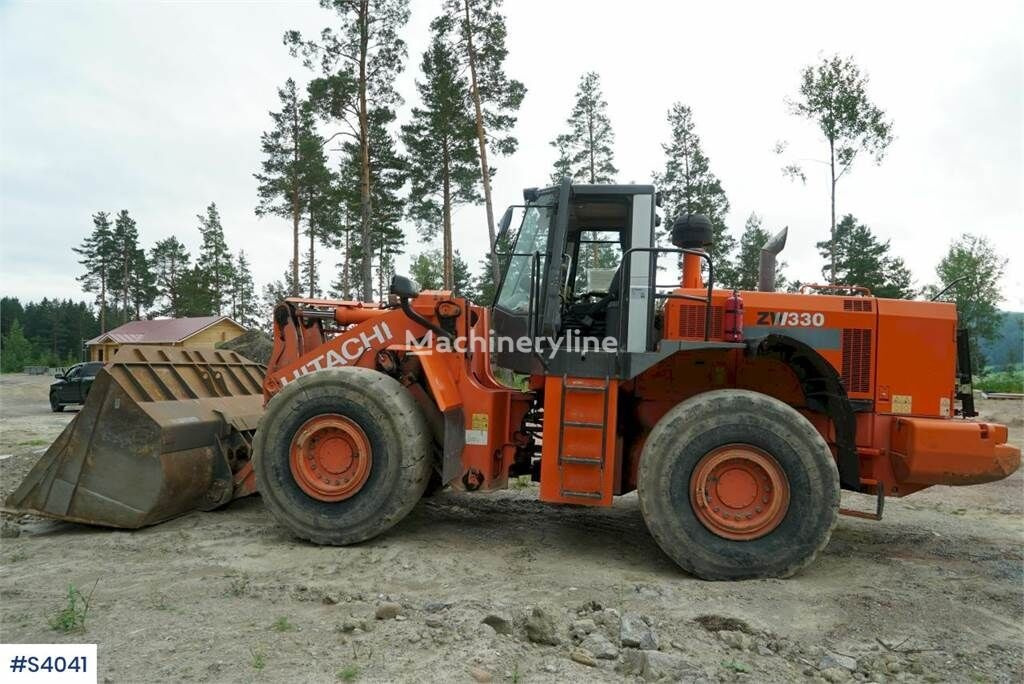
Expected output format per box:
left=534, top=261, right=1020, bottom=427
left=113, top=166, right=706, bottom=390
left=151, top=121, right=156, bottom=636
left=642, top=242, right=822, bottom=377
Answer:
left=539, top=375, right=619, bottom=505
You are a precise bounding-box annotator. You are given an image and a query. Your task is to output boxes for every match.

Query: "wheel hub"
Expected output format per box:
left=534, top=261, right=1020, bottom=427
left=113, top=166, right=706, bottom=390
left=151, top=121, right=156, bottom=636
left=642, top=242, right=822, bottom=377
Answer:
left=289, top=414, right=371, bottom=501
left=690, top=444, right=790, bottom=540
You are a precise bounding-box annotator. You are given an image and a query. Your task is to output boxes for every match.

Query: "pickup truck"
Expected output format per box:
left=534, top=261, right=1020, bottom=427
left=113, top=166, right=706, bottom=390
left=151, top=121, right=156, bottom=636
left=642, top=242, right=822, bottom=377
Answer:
left=50, top=362, right=105, bottom=412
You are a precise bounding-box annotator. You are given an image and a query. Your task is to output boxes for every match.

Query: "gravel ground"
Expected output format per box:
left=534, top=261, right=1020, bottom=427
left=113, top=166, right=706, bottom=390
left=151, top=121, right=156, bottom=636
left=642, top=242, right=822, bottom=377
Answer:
left=1, top=373, right=1021, bottom=683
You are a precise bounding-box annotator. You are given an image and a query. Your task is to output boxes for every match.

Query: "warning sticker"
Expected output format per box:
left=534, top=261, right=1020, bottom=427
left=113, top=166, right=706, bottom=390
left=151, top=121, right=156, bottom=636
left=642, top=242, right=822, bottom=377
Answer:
left=892, top=394, right=912, bottom=415
left=471, top=413, right=489, bottom=430
left=939, top=397, right=951, bottom=415
left=465, top=429, right=488, bottom=445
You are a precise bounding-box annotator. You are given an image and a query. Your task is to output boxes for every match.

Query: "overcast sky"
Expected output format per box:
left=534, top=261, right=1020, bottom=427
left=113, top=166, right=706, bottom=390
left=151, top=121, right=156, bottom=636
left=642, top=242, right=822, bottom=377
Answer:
left=1, top=0, right=1021, bottom=310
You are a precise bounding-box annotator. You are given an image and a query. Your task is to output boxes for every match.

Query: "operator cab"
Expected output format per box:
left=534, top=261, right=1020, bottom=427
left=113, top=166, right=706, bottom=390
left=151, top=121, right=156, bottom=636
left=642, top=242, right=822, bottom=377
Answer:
left=491, top=180, right=659, bottom=376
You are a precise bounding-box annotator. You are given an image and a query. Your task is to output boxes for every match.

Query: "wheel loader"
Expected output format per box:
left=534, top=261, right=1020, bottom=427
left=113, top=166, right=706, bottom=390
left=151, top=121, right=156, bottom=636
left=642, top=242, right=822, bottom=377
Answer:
left=8, top=179, right=1020, bottom=580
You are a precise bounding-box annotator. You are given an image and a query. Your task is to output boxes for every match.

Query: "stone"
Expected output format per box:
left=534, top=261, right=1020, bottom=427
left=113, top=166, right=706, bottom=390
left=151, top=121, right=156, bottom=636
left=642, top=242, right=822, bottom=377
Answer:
left=481, top=614, right=513, bottom=635
left=423, top=601, right=449, bottom=613
left=374, top=602, right=401, bottom=620
left=616, top=649, right=646, bottom=676
left=619, top=613, right=657, bottom=649
left=717, top=630, right=754, bottom=651
left=756, top=644, right=775, bottom=657
left=0, top=522, right=20, bottom=539
left=821, top=666, right=852, bottom=683
left=541, top=662, right=559, bottom=674
left=468, top=666, right=492, bottom=683
left=581, top=632, right=618, bottom=660
left=569, top=648, right=597, bottom=667
left=644, top=651, right=702, bottom=680
left=339, top=619, right=358, bottom=633
left=819, top=652, right=858, bottom=672
left=525, top=607, right=561, bottom=646
left=425, top=616, right=444, bottom=629
left=569, top=618, right=596, bottom=641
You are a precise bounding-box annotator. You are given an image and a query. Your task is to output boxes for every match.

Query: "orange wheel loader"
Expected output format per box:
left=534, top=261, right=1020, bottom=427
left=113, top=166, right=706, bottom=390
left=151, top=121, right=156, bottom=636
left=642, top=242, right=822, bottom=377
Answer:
left=8, top=179, right=1019, bottom=580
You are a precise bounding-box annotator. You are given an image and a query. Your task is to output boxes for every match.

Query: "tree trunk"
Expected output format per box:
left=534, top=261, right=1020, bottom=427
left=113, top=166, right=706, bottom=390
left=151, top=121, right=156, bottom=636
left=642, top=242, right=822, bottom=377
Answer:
left=99, top=273, right=106, bottom=333
left=343, top=226, right=351, bottom=300
left=829, top=137, right=837, bottom=285
left=587, top=113, right=595, bottom=184
left=357, top=1, right=374, bottom=301
left=291, top=102, right=301, bottom=297
left=463, top=0, right=501, bottom=288
left=309, top=226, right=316, bottom=298
left=442, top=141, right=454, bottom=290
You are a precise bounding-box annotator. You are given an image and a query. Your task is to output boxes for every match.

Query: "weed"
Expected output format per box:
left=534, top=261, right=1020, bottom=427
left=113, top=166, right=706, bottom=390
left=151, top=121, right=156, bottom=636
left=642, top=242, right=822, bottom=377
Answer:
left=48, top=580, right=98, bottom=634
left=721, top=659, right=751, bottom=673
left=336, top=664, right=360, bottom=681
left=271, top=616, right=294, bottom=632
left=19, top=439, right=48, bottom=446
left=149, top=592, right=170, bottom=611
left=226, top=574, right=251, bottom=597
left=250, top=646, right=266, bottom=671
left=510, top=475, right=532, bottom=490
left=510, top=661, right=521, bottom=683
left=7, top=550, right=28, bottom=563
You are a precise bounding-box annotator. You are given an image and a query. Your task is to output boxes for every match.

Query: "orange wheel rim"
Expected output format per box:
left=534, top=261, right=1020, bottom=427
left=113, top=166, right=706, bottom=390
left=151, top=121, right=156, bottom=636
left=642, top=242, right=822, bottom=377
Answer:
left=289, top=414, right=371, bottom=502
left=690, top=444, right=790, bottom=540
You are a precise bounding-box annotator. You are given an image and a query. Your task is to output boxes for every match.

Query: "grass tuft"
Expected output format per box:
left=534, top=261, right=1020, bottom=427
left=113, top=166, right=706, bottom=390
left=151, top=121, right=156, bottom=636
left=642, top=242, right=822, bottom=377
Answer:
left=48, top=581, right=98, bottom=634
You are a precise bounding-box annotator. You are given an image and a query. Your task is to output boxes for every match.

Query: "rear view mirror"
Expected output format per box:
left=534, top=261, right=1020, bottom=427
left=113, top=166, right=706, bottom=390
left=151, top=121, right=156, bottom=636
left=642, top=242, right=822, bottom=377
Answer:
left=389, top=274, right=421, bottom=299
left=54, top=373, right=65, bottom=380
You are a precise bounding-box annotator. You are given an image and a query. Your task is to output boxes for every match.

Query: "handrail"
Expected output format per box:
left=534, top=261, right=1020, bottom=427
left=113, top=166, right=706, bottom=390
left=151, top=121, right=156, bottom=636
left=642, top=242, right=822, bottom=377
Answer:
left=799, top=283, right=872, bottom=296
left=617, top=247, right=715, bottom=345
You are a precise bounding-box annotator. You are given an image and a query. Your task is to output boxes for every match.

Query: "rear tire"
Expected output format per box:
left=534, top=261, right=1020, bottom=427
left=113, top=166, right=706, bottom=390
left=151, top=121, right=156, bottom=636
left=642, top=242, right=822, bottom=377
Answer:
left=50, top=393, right=63, bottom=413
left=638, top=389, right=839, bottom=580
left=253, top=367, right=432, bottom=545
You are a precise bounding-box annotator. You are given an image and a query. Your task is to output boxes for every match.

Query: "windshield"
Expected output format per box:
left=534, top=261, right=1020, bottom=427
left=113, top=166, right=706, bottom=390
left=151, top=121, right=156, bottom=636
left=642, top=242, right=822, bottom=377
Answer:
left=495, top=200, right=555, bottom=313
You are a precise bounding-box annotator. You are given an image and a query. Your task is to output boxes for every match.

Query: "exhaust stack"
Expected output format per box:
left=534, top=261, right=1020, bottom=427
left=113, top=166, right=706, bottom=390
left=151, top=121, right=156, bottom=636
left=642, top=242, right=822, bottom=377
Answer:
left=758, top=226, right=788, bottom=292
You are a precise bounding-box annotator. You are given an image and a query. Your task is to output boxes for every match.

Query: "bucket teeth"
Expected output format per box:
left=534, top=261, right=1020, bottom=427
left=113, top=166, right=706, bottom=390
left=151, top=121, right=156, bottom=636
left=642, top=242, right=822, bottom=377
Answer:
left=5, top=345, right=265, bottom=528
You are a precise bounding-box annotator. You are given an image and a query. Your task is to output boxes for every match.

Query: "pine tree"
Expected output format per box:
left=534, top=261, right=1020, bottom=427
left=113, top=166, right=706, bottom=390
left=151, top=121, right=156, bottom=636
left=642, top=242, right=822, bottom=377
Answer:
left=437, top=0, right=526, bottom=287
left=409, top=249, right=474, bottom=295
left=255, top=78, right=321, bottom=297
left=549, top=72, right=617, bottom=185
left=196, top=203, right=233, bottom=315
left=733, top=213, right=787, bottom=291
left=653, top=103, right=737, bottom=286
left=73, top=211, right=116, bottom=332
left=780, top=55, right=894, bottom=283
left=402, top=24, right=480, bottom=290
left=337, top=108, right=406, bottom=300
left=150, top=237, right=192, bottom=317
left=108, top=210, right=142, bottom=324
left=815, top=215, right=913, bottom=299
left=286, top=0, right=411, bottom=301
left=129, top=248, right=157, bottom=319
left=230, top=251, right=259, bottom=328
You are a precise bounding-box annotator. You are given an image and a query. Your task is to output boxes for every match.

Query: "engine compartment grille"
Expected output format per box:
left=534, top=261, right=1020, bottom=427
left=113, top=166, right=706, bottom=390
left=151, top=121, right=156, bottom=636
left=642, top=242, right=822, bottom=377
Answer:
left=677, top=305, right=724, bottom=339
left=841, top=328, right=872, bottom=393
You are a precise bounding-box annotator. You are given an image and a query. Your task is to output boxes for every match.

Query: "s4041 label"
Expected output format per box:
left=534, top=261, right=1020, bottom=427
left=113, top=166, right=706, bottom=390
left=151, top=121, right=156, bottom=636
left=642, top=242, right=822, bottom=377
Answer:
left=756, top=311, right=825, bottom=327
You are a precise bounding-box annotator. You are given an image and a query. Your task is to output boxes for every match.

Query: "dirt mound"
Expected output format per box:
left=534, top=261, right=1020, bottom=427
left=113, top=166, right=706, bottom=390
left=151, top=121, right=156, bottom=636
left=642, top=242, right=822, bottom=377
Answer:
left=217, top=329, right=273, bottom=366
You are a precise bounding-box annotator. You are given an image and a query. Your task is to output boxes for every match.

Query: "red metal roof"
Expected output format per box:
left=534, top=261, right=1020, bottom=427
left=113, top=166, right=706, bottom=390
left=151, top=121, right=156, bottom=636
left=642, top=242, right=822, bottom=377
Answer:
left=86, top=316, right=242, bottom=346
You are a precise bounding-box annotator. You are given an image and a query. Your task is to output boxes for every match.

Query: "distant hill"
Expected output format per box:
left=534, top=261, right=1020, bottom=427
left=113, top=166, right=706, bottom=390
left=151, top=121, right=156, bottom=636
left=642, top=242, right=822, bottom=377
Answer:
left=980, top=311, right=1023, bottom=370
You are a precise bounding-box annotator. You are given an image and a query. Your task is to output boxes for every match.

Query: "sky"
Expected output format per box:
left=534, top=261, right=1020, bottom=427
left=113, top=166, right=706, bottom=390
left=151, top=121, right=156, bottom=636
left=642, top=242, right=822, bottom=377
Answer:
left=1, top=0, right=1021, bottom=310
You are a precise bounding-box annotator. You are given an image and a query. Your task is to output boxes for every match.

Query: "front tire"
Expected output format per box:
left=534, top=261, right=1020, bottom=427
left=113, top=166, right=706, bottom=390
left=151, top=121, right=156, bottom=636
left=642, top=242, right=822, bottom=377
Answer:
left=638, top=389, right=839, bottom=580
left=50, top=393, right=63, bottom=413
left=253, top=367, right=433, bottom=545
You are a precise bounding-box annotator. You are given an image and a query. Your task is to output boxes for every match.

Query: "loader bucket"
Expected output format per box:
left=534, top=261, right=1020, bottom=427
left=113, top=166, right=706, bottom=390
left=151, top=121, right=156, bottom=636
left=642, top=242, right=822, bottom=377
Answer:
left=5, top=345, right=265, bottom=528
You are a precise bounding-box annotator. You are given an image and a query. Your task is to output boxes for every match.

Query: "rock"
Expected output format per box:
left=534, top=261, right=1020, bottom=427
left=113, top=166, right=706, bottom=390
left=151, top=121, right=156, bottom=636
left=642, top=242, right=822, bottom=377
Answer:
left=644, top=651, right=701, bottom=680
left=581, top=632, right=618, bottom=660
left=216, top=329, right=273, bottom=365
left=375, top=602, right=401, bottom=620
left=541, top=662, right=559, bottom=674
left=569, top=618, right=596, bottom=641
left=481, top=613, right=513, bottom=635
left=0, top=522, right=20, bottom=539
left=408, top=633, right=421, bottom=643
left=339, top=619, right=359, bottom=633
left=569, top=648, right=597, bottom=667
left=425, top=615, right=444, bottom=629
left=756, top=644, right=775, bottom=657
left=525, top=607, right=561, bottom=646
left=423, top=601, right=449, bottom=613
left=620, top=613, right=658, bottom=649
left=821, top=666, right=852, bottom=683
left=616, top=649, right=646, bottom=676
left=819, top=652, right=858, bottom=672
left=717, top=629, right=754, bottom=651
left=468, top=666, right=492, bottom=682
